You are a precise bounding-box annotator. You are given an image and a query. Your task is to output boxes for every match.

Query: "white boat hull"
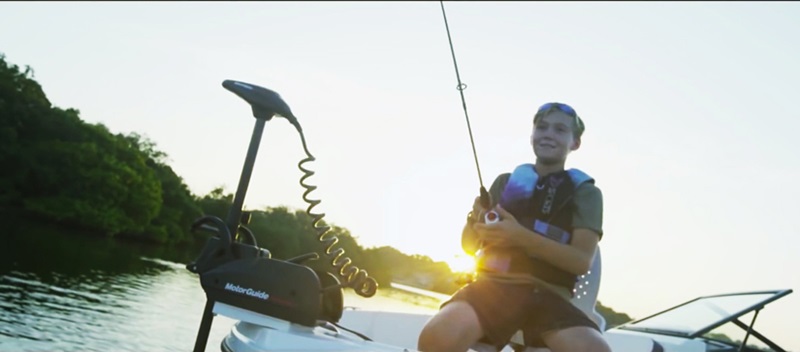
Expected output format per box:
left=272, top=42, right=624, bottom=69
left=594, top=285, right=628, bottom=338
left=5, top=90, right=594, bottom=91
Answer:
left=215, top=302, right=702, bottom=352
left=336, top=308, right=694, bottom=352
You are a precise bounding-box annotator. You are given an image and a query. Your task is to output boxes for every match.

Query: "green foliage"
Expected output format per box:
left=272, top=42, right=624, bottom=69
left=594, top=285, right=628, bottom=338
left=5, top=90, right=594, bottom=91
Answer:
left=195, top=187, right=232, bottom=220
left=0, top=54, right=189, bottom=241
left=1, top=55, right=161, bottom=235
left=0, top=54, right=48, bottom=207
left=118, top=132, right=203, bottom=243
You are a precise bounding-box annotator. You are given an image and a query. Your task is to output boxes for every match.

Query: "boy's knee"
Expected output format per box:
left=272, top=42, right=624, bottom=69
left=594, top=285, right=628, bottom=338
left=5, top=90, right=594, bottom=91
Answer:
left=418, top=318, right=466, bottom=352
left=542, top=326, right=611, bottom=352
left=417, top=302, right=484, bottom=352
left=418, top=321, right=453, bottom=352
left=417, top=324, right=441, bottom=351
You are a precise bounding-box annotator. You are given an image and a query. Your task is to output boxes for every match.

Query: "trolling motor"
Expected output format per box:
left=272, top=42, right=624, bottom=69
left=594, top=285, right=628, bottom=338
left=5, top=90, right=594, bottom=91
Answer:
left=186, top=80, right=374, bottom=352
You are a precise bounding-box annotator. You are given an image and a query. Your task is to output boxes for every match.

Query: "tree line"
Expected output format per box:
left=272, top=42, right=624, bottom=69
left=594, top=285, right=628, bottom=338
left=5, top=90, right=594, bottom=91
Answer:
left=0, top=54, right=634, bottom=328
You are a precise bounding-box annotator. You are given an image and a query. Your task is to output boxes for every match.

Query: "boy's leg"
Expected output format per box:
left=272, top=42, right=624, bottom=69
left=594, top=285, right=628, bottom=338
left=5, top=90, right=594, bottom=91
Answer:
left=541, top=326, right=611, bottom=352
left=418, top=301, right=484, bottom=352
left=418, top=279, right=535, bottom=352
left=520, top=286, right=610, bottom=351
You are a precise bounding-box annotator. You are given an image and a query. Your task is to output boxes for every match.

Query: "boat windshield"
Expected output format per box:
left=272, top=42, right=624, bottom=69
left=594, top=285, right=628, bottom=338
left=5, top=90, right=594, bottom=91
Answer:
left=619, top=290, right=791, bottom=338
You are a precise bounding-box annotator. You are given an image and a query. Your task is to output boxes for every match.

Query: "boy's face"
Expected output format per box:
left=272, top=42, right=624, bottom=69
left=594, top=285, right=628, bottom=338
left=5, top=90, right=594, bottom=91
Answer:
left=530, top=111, right=581, bottom=164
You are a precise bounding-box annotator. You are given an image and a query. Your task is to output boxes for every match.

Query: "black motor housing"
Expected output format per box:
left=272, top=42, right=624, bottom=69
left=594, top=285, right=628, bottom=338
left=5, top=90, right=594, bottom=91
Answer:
left=200, top=256, right=322, bottom=327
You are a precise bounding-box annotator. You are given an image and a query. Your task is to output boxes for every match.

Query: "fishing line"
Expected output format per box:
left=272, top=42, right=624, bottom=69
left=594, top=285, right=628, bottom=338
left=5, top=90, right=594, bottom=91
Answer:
left=439, top=1, right=491, bottom=209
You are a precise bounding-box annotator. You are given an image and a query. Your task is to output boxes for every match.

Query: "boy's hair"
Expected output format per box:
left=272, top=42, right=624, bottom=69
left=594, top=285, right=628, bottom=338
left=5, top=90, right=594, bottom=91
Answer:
left=533, top=102, right=585, bottom=139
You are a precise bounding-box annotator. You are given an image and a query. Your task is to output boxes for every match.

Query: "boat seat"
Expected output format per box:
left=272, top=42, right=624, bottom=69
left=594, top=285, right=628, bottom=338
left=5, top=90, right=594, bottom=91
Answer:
left=570, top=247, right=606, bottom=331
left=471, top=247, right=605, bottom=352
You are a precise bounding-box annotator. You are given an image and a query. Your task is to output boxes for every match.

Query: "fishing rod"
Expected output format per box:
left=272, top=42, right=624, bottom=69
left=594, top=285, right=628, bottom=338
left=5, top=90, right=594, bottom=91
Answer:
left=439, top=1, right=498, bottom=223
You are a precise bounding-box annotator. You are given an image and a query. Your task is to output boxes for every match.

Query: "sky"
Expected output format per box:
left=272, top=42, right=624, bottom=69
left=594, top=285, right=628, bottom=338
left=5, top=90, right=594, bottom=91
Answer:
left=2, top=1, right=799, bottom=349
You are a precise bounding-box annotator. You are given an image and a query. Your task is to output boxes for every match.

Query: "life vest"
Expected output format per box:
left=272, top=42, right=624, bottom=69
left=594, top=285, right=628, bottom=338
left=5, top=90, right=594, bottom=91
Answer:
left=478, top=163, right=594, bottom=290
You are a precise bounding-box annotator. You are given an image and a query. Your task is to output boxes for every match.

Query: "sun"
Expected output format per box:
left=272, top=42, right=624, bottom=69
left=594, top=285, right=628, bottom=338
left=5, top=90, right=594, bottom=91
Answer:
left=446, top=254, right=476, bottom=274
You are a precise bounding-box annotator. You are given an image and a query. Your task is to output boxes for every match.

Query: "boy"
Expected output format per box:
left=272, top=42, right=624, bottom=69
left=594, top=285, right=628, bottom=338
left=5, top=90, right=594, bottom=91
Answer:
left=417, top=103, right=611, bottom=352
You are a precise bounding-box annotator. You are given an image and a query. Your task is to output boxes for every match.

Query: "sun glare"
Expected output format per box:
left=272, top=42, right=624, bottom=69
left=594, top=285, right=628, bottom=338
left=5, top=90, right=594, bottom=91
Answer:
left=447, top=254, right=476, bottom=274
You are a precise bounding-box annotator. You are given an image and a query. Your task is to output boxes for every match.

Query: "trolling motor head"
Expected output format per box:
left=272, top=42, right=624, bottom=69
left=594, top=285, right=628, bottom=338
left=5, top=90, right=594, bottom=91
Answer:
left=222, top=80, right=300, bottom=129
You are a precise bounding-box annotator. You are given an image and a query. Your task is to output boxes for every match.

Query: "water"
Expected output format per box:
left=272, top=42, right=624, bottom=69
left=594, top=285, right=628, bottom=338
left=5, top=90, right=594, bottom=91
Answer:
left=0, top=221, right=443, bottom=352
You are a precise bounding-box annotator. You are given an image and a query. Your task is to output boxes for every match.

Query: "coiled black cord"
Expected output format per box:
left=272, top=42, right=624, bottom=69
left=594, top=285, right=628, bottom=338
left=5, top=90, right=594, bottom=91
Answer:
left=293, top=127, right=378, bottom=298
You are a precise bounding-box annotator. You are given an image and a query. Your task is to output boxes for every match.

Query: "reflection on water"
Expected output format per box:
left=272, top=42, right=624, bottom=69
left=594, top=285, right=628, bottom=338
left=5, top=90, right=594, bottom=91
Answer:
left=0, top=259, right=234, bottom=352
left=0, top=221, right=442, bottom=352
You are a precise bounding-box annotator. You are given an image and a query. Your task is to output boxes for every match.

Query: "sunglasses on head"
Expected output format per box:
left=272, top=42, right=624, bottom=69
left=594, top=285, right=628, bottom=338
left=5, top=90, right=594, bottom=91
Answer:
left=535, top=102, right=584, bottom=133
left=537, top=102, right=577, bottom=117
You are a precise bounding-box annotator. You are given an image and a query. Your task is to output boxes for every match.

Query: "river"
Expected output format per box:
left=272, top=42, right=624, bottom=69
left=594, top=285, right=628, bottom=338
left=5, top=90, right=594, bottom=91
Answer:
left=0, top=220, right=443, bottom=352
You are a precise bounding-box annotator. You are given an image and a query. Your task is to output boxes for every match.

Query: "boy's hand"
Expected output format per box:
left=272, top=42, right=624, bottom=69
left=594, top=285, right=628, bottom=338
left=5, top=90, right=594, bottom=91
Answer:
left=471, top=196, right=488, bottom=222
left=474, top=205, right=528, bottom=247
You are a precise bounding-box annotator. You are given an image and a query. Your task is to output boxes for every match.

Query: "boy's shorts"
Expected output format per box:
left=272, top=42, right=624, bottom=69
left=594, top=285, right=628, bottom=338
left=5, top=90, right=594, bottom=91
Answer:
left=441, top=278, right=599, bottom=348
